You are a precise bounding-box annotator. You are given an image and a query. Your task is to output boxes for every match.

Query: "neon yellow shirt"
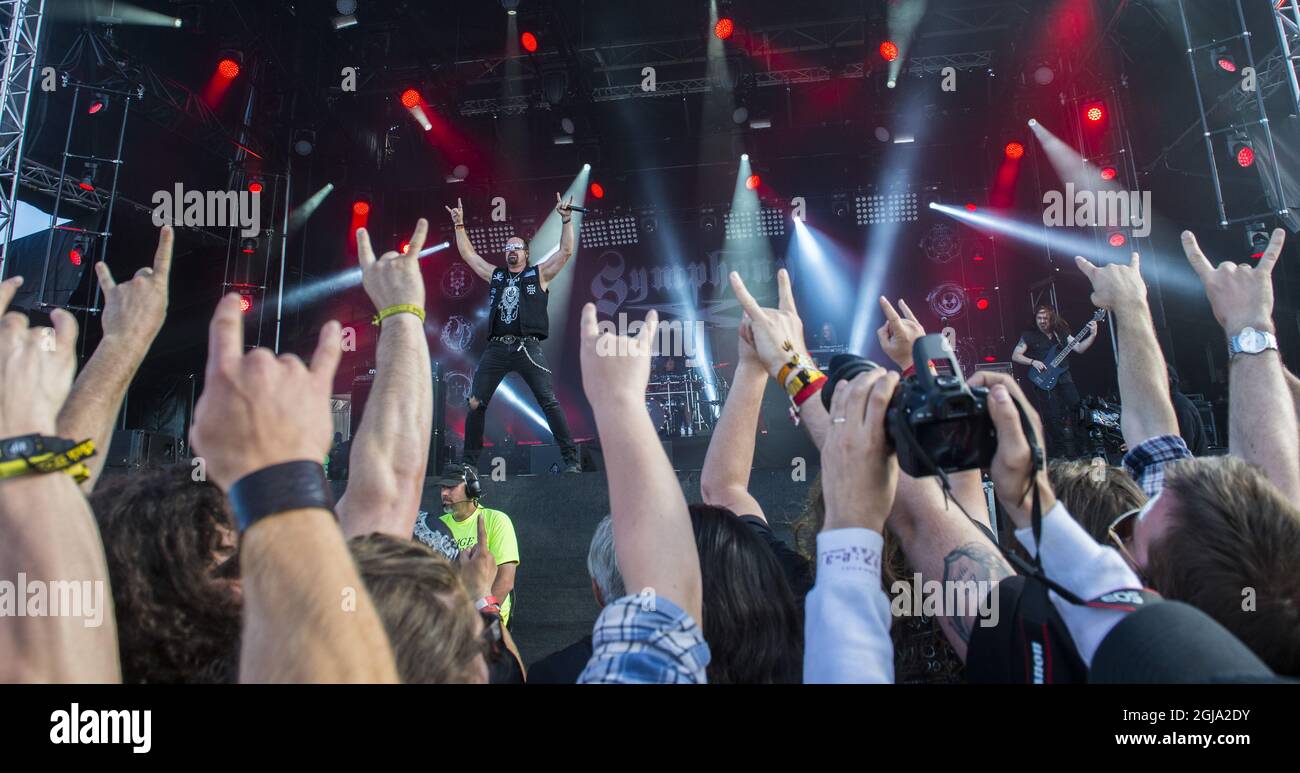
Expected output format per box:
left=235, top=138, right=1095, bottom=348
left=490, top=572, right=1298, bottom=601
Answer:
left=440, top=507, right=519, bottom=625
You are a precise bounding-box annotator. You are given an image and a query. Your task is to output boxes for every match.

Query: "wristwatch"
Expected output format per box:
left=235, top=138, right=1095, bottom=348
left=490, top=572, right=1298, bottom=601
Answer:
left=1228, top=326, right=1278, bottom=359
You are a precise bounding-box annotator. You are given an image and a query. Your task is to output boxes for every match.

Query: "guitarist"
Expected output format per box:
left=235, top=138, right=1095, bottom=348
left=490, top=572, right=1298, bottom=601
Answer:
left=1012, top=304, right=1099, bottom=458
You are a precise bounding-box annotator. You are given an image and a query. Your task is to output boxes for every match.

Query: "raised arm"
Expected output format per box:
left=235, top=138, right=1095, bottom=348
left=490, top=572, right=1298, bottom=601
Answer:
left=1075, top=252, right=1179, bottom=448
left=699, top=315, right=771, bottom=519
left=579, top=305, right=700, bottom=620
left=539, top=193, right=577, bottom=287
left=445, top=198, right=496, bottom=282
left=336, top=219, right=432, bottom=539
left=56, top=226, right=173, bottom=491
left=804, top=368, right=900, bottom=683
left=1182, top=228, right=1300, bottom=499
left=873, top=296, right=1008, bottom=660
left=191, top=295, right=397, bottom=683
left=0, top=281, right=120, bottom=682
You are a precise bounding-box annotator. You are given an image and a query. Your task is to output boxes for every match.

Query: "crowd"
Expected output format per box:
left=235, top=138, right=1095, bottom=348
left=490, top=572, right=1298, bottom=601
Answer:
left=0, top=216, right=1296, bottom=684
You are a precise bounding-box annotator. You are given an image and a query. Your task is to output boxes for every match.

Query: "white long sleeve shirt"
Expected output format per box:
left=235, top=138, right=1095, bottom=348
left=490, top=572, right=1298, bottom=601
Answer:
left=803, top=528, right=894, bottom=683
left=1014, top=501, right=1144, bottom=667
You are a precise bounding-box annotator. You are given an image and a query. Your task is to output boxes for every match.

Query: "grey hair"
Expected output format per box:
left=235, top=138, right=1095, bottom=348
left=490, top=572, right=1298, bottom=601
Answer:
left=586, top=515, right=625, bottom=605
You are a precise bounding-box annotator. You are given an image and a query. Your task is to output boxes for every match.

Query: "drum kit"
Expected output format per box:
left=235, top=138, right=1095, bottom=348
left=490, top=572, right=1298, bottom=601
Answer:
left=644, top=364, right=729, bottom=438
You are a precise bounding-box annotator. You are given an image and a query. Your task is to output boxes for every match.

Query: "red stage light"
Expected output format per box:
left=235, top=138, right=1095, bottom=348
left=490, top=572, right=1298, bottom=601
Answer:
left=1236, top=145, right=1255, bottom=167
left=983, top=355, right=998, bottom=363
left=248, top=180, right=263, bottom=194
left=400, top=240, right=411, bottom=254
left=217, top=58, right=241, bottom=79
left=1109, top=232, right=1127, bottom=247
left=353, top=200, right=371, bottom=216
left=1005, top=142, right=1025, bottom=159
left=68, top=248, right=82, bottom=266
left=972, top=253, right=985, bottom=262
left=87, top=100, right=105, bottom=115
left=1099, top=166, right=1118, bottom=181
left=1217, top=57, right=1237, bottom=73
left=521, top=32, right=538, bottom=52
left=879, top=41, right=899, bottom=61
left=589, top=182, right=604, bottom=199
left=745, top=174, right=761, bottom=190
left=976, top=297, right=990, bottom=311
left=714, top=18, right=734, bottom=40
left=1085, top=103, right=1105, bottom=123
left=400, top=89, right=421, bottom=108
left=239, top=295, right=252, bottom=313
left=77, top=180, right=95, bottom=191
left=965, top=202, right=978, bottom=211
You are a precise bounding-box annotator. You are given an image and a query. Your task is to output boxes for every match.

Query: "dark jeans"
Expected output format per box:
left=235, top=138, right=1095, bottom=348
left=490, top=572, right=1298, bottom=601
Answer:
left=463, top=338, right=577, bottom=466
left=1031, top=374, right=1081, bottom=459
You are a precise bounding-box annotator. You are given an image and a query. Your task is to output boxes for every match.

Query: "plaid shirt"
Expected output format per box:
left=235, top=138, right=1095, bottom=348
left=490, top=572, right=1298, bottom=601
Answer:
left=1122, top=434, right=1192, bottom=498
left=578, top=593, right=710, bottom=684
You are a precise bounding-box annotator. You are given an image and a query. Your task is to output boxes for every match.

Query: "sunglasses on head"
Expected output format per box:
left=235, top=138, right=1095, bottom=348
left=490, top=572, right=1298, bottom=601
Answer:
left=1107, top=495, right=1158, bottom=576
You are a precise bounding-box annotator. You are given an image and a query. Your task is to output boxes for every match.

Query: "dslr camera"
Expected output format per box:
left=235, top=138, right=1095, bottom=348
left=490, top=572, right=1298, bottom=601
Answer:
left=821, top=334, right=997, bottom=477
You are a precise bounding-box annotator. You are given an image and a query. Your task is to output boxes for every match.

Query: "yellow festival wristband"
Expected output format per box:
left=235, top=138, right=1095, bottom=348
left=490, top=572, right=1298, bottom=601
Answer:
left=372, top=304, right=426, bottom=327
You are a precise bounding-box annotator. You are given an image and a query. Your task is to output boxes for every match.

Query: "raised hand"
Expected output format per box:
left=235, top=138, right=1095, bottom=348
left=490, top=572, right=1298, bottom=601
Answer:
left=820, top=369, right=901, bottom=534
left=444, top=198, right=465, bottom=226
left=876, top=296, right=925, bottom=370
left=968, top=371, right=1055, bottom=529
left=96, top=225, right=173, bottom=347
left=729, top=268, right=809, bottom=378
left=1182, top=228, right=1282, bottom=334
left=190, top=295, right=342, bottom=490
left=579, top=303, right=658, bottom=408
left=555, top=192, right=574, bottom=218
left=357, top=218, right=427, bottom=312
left=458, top=514, right=497, bottom=600
left=1074, top=251, right=1146, bottom=312
left=0, top=276, right=78, bottom=437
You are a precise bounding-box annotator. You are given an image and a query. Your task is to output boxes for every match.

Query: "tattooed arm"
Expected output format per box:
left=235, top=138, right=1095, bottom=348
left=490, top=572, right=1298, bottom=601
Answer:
left=887, top=469, right=1013, bottom=660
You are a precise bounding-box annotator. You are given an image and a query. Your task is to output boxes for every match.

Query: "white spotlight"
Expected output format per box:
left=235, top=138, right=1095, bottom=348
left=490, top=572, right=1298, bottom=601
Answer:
left=741, top=153, right=749, bottom=161
left=1028, top=118, right=1038, bottom=127
left=887, top=79, right=896, bottom=89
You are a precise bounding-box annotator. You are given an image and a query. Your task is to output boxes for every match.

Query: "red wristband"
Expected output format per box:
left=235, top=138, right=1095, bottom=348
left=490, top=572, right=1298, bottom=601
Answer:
left=793, top=374, right=828, bottom=407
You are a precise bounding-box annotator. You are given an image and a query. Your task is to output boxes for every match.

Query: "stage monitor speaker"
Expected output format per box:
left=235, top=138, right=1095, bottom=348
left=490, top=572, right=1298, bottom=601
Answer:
left=106, top=430, right=182, bottom=469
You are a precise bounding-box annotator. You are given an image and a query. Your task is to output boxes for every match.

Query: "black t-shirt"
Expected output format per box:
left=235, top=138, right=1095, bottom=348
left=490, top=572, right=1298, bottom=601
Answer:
left=737, top=515, right=814, bottom=605
left=412, top=511, right=460, bottom=561
left=527, top=635, right=594, bottom=684
left=1019, top=328, right=1068, bottom=364
left=489, top=271, right=525, bottom=339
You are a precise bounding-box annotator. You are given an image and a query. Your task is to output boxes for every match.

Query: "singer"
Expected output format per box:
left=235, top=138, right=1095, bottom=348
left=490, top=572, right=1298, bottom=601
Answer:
left=445, top=193, right=582, bottom=473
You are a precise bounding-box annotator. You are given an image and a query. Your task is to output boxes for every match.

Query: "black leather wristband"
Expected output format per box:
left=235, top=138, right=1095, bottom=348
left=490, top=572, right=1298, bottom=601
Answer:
left=228, top=460, right=335, bottom=533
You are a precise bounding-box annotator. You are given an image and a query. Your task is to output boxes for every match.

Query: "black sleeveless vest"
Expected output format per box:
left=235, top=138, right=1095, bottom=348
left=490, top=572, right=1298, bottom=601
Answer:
left=487, top=267, right=550, bottom=340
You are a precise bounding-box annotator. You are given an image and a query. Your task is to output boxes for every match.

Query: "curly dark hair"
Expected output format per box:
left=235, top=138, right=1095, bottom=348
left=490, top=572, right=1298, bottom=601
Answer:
left=89, top=466, right=241, bottom=683
left=792, top=475, right=965, bottom=683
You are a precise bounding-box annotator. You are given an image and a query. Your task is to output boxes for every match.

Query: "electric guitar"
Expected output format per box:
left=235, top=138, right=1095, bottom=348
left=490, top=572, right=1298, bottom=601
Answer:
left=1027, top=309, right=1107, bottom=391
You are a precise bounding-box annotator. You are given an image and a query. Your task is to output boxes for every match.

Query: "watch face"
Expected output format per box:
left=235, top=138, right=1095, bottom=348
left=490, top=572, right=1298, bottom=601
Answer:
left=1241, top=329, right=1264, bottom=353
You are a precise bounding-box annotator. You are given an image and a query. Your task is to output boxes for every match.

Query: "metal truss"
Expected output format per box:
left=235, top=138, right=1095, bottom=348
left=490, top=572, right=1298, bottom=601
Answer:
left=453, top=4, right=1017, bottom=115
left=1272, top=0, right=1300, bottom=115
left=50, top=26, right=256, bottom=161
left=0, top=0, right=43, bottom=278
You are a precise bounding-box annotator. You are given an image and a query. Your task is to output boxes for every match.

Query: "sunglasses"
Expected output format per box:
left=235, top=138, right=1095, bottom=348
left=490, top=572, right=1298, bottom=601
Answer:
left=1107, top=495, right=1158, bottom=575
left=502, top=244, right=527, bottom=253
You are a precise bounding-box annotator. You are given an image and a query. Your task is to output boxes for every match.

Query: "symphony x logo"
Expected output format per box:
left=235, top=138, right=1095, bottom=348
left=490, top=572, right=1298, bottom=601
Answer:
left=595, top=313, right=706, bottom=363
left=1042, top=183, right=1152, bottom=238
left=151, top=183, right=260, bottom=237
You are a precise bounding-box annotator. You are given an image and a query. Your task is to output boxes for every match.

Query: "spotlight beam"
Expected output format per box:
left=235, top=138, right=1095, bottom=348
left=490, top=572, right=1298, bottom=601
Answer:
left=281, top=241, right=451, bottom=311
